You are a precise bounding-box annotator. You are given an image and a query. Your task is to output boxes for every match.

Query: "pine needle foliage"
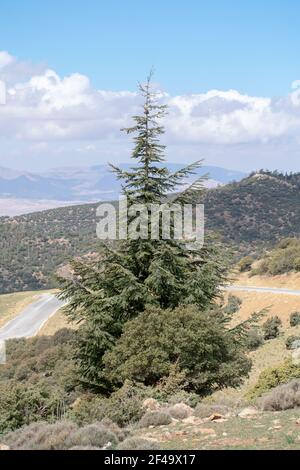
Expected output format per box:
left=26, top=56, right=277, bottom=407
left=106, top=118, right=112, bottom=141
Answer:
left=58, top=74, right=228, bottom=390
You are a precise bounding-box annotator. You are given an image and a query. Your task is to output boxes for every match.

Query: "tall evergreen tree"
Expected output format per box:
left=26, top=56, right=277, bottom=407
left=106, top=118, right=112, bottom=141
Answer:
left=59, top=74, right=228, bottom=390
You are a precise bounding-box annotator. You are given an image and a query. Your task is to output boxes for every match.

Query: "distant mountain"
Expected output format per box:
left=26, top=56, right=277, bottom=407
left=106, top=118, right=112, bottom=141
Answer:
left=0, top=164, right=246, bottom=216
left=1, top=170, right=300, bottom=294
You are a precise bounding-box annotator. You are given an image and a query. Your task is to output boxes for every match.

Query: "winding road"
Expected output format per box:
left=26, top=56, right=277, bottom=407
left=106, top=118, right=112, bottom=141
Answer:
left=0, top=294, right=65, bottom=341
left=226, top=285, right=300, bottom=296
left=0, top=284, right=300, bottom=342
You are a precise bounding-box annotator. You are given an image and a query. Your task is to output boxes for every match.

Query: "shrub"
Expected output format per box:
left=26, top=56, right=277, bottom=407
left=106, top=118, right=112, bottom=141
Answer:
left=0, top=382, right=71, bottom=434
left=262, top=316, right=282, bottom=340
left=223, top=295, right=242, bottom=314
left=194, top=403, right=230, bottom=418
left=104, top=305, right=251, bottom=396
left=0, top=330, right=79, bottom=434
left=238, top=256, right=254, bottom=272
left=69, top=381, right=146, bottom=427
left=290, top=312, right=300, bottom=327
left=66, top=424, right=118, bottom=449
left=258, top=380, right=300, bottom=411
left=245, top=328, right=264, bottom=351
left=118, top=437, right=160, bottom=450
left=99, top=418, right=126, bottom=441
left=154, top=363, right=187, bottom=400
left=167, top=403, right=192, bottom=420
left=138, top=411, right=172, bottom=428
left=167, top=391, right=200, bottom=409
left=253, top=238, right=300, bottom=276
left=286, top=335, right=300, bottom=350
left=4, top=421, right=78, bottom=450
left=248, top=359, right=300, bottom=398
left=70, top=446, right=101, bottom=450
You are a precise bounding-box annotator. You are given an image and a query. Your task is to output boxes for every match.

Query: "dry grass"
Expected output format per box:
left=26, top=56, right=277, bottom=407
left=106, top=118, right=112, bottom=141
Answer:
left=223, top=290, right=300, bottom=327
left=234, top=271, right=300, bottom=290
left=0, top=290, right=54, bottom=328
left=38, top=307, right=77, bottom=336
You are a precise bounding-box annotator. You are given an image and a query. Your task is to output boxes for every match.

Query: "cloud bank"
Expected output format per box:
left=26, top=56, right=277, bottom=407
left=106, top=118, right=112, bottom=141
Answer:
left=1, top=51, right=300, bottom=172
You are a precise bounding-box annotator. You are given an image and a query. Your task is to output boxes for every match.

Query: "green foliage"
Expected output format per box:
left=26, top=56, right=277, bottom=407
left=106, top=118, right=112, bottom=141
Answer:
left=223, top=294, right=242, bottom=314
left=103, top=305, right=251, bottom=395
left=69, top=381, right=147, bottom=427
left=285, top=335, right=300, bottom=350
left=58, top=76, right=228, bottom=389
left=238, top=256, right=254, bottom=272
left=254, top=238, right=300, bottom=276
left=138, top=411, right=172, bottom=428
left=262, top=316, right=282, bottom=340
left=2, top=169, right=300, bottom=294
left=244, top=328, right=264, bottom=351
left=248, top=359, right=300, bottom=399
left=290, top=312, right=300, bottom=327
left=0, top=329, right=81, bottom=434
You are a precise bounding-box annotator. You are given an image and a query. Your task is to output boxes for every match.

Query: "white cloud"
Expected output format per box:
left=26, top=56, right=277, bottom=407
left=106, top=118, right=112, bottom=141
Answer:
left=1, top=51, right=300, bottom=171
left=0, top=51, right=15, bottom=69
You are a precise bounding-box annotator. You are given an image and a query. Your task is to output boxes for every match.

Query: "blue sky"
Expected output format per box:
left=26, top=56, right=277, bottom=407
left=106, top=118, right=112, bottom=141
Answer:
left=1, top=0, right=299, bottom=96
left=1, top=0, right=300, bottom=172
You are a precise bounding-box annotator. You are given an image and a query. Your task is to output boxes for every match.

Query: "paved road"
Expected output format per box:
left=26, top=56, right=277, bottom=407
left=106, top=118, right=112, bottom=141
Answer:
left=0, top=294, right=65, bottom=341
left=226, top=285, right=300, bottom=296
left=1, top=285, right=300, bottom=342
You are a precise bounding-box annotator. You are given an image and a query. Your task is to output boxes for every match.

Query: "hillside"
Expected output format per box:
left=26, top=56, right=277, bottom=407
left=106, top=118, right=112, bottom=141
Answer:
left=203, top=171, right=300, bottom=256
left=1, top=170, right=300, bottom=294
left=0, top=164, right=245, bottom=216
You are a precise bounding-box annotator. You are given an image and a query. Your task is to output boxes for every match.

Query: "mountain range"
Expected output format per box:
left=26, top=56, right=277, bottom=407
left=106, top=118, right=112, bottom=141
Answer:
left=1, top=170, right=299, bottom=294
left=0, top=164, right=246, bottom=216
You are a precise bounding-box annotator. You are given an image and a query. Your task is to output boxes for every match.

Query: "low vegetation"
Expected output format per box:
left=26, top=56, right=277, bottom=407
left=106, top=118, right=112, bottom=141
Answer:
left=258, top=380, right=300, bottom=411
left=263, top=316, right=282, bottom=340
left=248, top=359, right=300, bottom=399
left=252, top=238, right=300, bottom=276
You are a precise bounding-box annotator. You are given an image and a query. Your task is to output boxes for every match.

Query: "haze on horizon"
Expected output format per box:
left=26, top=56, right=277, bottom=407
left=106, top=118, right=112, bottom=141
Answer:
left=1, top=0, right=300, bottom=174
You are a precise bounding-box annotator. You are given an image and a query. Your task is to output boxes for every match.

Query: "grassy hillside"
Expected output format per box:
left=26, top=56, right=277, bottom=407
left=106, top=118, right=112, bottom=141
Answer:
left=1, top=170, right=300, bottom=293
left=203, top=171, right=300, bottom=256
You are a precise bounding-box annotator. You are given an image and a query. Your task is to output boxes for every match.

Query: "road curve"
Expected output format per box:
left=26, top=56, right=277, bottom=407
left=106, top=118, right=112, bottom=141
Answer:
left=226, top=285, right=300, bottom=296
left=0, top=294, right=65, bottom=341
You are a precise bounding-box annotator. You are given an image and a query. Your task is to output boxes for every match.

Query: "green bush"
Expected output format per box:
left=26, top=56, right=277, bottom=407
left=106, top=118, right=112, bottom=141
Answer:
left=254, top=238, right=300, bottom=276
left=0, top=330, right=80, bottom=434
left=238, top=256, right=254, bottom=272
left=286, top=335, right=300, bottom=350
left=248, top=359, right=300, bottom=399
left=138, top=411, right=172, bottom=428
left=290, top=312, right=300, bottom=327
left=69, top=381, right=147, bottom=427
left=223, top=295, right=242, bottom=314
left=262, top=316, right=282, bottom=340
left=245, top=328, right=264, bottom=351
left=0, top=382, right=70, bottom=434
left=103, top=305, right=251, bottom=396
